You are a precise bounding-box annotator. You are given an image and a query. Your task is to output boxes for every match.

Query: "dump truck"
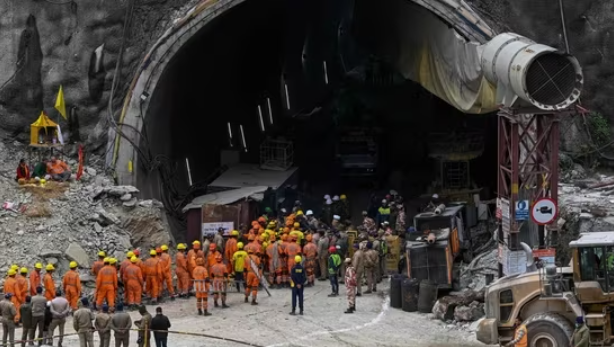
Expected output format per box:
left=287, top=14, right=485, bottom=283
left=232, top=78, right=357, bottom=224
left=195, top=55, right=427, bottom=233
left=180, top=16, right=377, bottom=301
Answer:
left=477, top=231, right=614, bottom=347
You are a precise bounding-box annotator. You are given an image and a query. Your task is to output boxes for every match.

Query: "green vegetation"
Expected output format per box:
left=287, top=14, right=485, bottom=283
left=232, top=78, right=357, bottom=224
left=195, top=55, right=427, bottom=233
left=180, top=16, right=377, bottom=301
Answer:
left=588, top=111, right=611, bottom=148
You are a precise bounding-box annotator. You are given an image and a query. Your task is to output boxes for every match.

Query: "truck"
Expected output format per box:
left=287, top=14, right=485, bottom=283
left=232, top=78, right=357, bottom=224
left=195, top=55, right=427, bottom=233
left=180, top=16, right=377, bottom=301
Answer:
left=477, top=231, right=614, bottom=347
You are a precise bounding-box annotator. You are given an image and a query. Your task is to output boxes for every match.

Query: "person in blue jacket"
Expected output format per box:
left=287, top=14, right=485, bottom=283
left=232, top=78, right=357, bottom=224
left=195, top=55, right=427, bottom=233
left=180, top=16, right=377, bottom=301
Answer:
left=290, top=256, right=306, bottom=315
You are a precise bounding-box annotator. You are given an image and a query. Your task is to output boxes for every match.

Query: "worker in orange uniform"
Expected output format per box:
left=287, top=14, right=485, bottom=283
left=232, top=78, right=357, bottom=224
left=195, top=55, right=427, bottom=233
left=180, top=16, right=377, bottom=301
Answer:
left=120, top=251, right=134, bottom=279
left=210, top=254, right=229, bottom=308
left=16, top=268, right=28, bottom=309
left=5, top=268, right=24, bottom=324
left=143, top=250, right=163, bottom=304
left=302, top=234, right=318, bottom=286
left=504, top=318, right=527, bottom=347
left=244, top=248, right=262, bottom=305
left=123, top=256, right=143, bottom=310
left=175, top=244, right=189, bottom=298
left=244, top=234, right=257, bottom=254
left=91, top=251, right=106, bottom=277
left=62, top=261, right=82, bottom=310
left=225, top=231, right=239, bottom=273
left=96, top=258, right=118, bottom=310
left=285, top=235, right=302, bottom=282
left=159, top=245, right=176, bottom=300
left=187, top=241, right=204, bottom=289
left=30, top=263, right=43, bottom=296
left=266, top=239, right=283, bottom=288
left=43, top=264, right=56, bottom=301
left=207, top=244, right=220, bottom=273
left=192, top=257, right=211, bottom=316
left=279, top=234, right=290, bottom=287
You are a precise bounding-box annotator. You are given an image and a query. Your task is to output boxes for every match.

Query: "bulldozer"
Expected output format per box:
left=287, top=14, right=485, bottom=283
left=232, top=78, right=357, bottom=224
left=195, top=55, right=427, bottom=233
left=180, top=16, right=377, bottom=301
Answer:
left=477, top=231, right=614, bottom=346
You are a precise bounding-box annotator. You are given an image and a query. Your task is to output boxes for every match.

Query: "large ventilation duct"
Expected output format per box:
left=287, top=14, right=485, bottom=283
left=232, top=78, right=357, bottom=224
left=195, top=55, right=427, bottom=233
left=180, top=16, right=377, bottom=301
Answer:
left=481, top=33, right=583, bottom=111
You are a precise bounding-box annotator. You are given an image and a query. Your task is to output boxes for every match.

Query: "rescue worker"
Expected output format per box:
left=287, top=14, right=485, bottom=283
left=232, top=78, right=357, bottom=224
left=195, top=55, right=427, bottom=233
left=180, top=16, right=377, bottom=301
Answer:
left=207, top=243, right=221, bottom=273
left=317, top=231, right=329, bottom=281
left=364, top=242, right=378, bottom=293
left=4, top=268, right=23, bottom=325
left=123, top=256, right=144, bottom=310
left=30, top=263, right=43, bottom=296
left=187, top=241, right=203, bottom=288
left=95, top=304, right=112, bottom=347
left=110, top=303, right=132, bottom=347
left=16, top=268, right=28, bottom=313
left=352, top=243, right=366, bottom=296
left=225, top=230, right=239, bottom=273
left=572, top=316, right=589, bottom=347
left=48, top=291, right=70, bottom=347
left=62, top=261, right=82, bottom=310
left=286, top=235, right=302, bottom=278
left=96, top=258, right=118, bottom=310
left=73, top=298, right=95, bottom=347
left=328, top=246, right=341, bottom=296
left=143, top=250, right=162, bottom=304
left=395, top=204, right=407, bottom=236
left=302, top=234, right=317, bottom=286
left=175, top=244, right=189, bottom=298
left=340, top=194, right=350, bottom=221
left=213, top=228, right=225, bottom=255
left=134, top=305, right=152, bottom=347
left=376, top=200, right=390, bottom=226
left=159, top=245, right=175, bottom=300
left=289, top=255, right=306, bottom=315
left=245, top=248, right=262, bottom=305
left=279, top=234, right=290, bottom=287
left=504, top=318, right=527, bottom=347
left=120, top=251, right=134, bottom=280
left=192, top=258, right=211, bottom=316
left=344, top=258, right=357, bottom=313
left=43, top=264, right=56, bottom=301
left=232, top=242, right=248, bottom=293
left=211, top=254, right=229, bottom=308
left=20, top=295, right=33, bottom=347
left=1, top=293, right=17, bottom=347
left=92, top=251, right=106, bottom=277
left=266, top=239, right=283, bottom=288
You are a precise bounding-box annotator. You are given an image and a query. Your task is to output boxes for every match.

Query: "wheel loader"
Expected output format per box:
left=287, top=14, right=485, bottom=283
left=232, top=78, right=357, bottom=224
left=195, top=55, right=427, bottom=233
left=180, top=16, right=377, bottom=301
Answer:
left=477, top=231, right=614, bottom=347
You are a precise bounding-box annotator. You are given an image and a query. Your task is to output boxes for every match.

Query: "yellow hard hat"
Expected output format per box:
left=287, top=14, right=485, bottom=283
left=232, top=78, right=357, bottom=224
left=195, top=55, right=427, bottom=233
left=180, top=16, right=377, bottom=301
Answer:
left=177, top=243, right=186, bottom=250
left=130, top=256, right=138, bottom=263
left=262, top=242, right=268, bottom=248
left=296, top=210, right=304, bottom=216
left=237, top=242, right=244, bottom=250
left=192, top=240, right=201, bottom=245
left=161, top=245, right=169, bottom=251
left=103, top=257, right=110, bottom=263
left=7, top=269, right=16, bottom=276
left=293, top=222, right=300, bottom=228
left=231, top=230, right=239, bottom=237
left=40, top=179, right=46, bottom=185
left=127, top=251, right=134, bottom=258
left=109, top=258, right=117, bottom=265
left=20, top=267, right=28, bottom=274
left=69, top=261, right=78, bottom=269
left=10, top=265, right=18, bottom=271
left=295, top=255, right=302, bottom=263
left=45, top=264, right=55, bottom=271
left=98, top=251, right=106, bottom=257
left=150, top=250, right=157, bottom=256
left=34, top=263, right=43, bottom=270
left=340, top=194, right=347, bottom=200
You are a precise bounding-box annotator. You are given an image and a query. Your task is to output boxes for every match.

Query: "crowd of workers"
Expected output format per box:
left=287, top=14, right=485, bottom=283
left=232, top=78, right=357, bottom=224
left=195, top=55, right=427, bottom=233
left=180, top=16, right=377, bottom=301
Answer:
left=15, top=157, right=72, bottom=183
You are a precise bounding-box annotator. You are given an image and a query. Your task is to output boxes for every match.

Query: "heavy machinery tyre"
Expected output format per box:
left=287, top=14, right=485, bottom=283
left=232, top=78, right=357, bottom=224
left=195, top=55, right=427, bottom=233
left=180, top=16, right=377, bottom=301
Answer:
left=524, top=312, right=573, bottom=347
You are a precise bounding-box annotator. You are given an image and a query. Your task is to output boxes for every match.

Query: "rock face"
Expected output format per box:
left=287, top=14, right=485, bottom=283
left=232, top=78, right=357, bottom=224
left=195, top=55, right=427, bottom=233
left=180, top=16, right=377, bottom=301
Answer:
left=0, top=0, right=199, bottom=146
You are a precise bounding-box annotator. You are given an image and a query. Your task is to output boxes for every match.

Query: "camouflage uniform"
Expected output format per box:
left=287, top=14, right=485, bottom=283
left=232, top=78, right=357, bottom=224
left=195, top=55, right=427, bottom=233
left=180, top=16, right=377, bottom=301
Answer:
left=345, top=265, right=357, bottom=311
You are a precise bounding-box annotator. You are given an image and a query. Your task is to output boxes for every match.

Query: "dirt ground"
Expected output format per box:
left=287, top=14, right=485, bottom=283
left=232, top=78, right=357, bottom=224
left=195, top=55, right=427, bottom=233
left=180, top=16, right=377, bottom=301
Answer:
left=28, top=279, right=485, bottom=347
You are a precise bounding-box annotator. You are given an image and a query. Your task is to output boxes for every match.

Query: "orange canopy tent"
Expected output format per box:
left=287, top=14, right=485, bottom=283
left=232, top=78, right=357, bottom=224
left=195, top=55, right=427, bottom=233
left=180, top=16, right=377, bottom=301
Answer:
left=30, top=111, right=59, bottom=146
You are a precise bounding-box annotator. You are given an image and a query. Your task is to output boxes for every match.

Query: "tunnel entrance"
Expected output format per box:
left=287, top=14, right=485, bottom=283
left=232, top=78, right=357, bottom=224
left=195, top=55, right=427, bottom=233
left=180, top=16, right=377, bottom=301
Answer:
left=139, top=0, right=498, bottom=225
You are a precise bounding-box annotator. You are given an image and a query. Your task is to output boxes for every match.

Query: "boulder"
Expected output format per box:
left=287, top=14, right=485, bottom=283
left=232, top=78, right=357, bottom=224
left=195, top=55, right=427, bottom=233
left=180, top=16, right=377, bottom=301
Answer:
left=121, top=208, right=171, bottom=252
left=454, top=301, right=485, bottom=322
left=432, top=291, right=480, bottom=321
left=40, top=249, right=62, bottom=258
left=64, top=243, right=90, bottom=267
left=105, top=186, right=139, bottom=197
left=120, top=194, right=132, bottom=201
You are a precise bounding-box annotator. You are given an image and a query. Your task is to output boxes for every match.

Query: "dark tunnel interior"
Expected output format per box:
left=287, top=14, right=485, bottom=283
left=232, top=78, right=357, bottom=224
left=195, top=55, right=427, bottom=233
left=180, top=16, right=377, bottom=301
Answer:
left=140, top=0, right=499, bottom=220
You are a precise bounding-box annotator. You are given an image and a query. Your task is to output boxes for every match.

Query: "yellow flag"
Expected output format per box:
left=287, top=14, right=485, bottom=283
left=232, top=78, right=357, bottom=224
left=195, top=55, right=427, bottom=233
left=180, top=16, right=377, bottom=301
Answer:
left=54, top=85, right=67, bottom=120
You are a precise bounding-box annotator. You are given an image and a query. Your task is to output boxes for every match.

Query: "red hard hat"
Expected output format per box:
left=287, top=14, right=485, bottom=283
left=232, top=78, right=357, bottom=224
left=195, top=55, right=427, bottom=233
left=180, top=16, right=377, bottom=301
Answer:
left=133, top=250, right=140, bottom=256
left=329, top=246, right=336, bottom=253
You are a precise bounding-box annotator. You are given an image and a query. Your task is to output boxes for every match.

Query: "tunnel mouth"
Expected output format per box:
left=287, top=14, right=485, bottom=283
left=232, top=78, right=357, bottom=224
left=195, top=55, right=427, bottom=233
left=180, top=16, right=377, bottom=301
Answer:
left=525, top=53, right=580, bottom=107
left=139, top=0, right=499, bottom=229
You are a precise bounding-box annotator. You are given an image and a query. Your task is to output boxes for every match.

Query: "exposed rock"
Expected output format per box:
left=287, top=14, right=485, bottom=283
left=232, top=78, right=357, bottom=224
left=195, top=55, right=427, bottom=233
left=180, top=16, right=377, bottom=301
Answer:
left=121, top=207, right=172, bottom=253
left=64, top=243, right=90, bottom=267
left=432, top=291, right=480, bottom=321
left=123, top=198, right=138, bottom=208
left=454, top=301, right=485, bottom=322
left=40, top=249, right=62, bottom=258
left=105, top=186, right=139, bottom=198
left=120, top=194, right=132, bottom=201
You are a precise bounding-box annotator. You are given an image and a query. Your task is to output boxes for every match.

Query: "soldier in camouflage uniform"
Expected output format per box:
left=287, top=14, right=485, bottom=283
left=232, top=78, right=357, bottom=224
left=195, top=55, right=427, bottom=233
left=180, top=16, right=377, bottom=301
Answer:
left=344, top=258, right=356, bottom=313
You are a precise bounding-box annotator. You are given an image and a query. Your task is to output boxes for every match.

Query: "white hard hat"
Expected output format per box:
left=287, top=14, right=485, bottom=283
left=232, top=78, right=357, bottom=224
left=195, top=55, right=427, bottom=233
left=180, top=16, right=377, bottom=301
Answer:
left=306, top=210, right=314, bottom=216
left=332, top=195, right=340, bottom=201
left=390, top=190, right=398, bottom=195
left=333, top=215, right=340, bottom=220
left=382, top=199, right=387, bottom=204
left=432, top=194, right=439, bottom=199
left=326, top=199, right=333, bottom=205
left=324, top=194, right=331, bottom=200
left=281, top=208, right=287, bottom=213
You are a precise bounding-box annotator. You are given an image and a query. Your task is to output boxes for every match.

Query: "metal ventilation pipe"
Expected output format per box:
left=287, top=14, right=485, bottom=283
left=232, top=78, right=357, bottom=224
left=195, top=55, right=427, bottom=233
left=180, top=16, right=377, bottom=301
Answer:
left=481, top=33, right=583, bottom=110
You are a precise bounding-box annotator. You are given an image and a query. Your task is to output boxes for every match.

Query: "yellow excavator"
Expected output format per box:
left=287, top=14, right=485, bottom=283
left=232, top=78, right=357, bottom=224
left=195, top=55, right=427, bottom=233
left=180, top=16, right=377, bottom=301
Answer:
left=477, top=231, right=614, bottom=346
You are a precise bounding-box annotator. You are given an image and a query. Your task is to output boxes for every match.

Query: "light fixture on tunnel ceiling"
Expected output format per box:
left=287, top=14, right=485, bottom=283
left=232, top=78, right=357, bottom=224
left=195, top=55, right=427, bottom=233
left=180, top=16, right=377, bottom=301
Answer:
left=240, top=124, right=247, bottom=152
left=227, top=122, right=233, bottom=147
left=185, top=157, right=193, bottom=187
left=266, top=97, right=273, bottom=125
left=323, top=61, right=329, bottom=85
left=284, top=83, right=291, bottom=110
left=258, top=105, right=265, bottom=132
left=140, top=91, right=150, bottom=102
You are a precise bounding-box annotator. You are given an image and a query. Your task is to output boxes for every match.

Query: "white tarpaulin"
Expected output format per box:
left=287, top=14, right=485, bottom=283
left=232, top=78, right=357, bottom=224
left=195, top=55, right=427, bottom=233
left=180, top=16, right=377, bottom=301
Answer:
left=182, top=186, right=268, bottom=212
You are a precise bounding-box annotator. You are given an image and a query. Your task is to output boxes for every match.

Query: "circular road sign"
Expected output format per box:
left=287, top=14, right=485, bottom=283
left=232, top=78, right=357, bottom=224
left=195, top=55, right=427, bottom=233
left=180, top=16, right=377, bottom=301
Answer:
left=530, top=198, right=557, bottom=225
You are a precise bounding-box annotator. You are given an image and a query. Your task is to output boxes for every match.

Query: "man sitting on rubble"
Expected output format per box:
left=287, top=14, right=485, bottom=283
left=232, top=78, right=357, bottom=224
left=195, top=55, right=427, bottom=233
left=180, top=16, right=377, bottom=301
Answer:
left=15, top=159, right=30, bottom=183
left=46, top=156, right=71, bottom=182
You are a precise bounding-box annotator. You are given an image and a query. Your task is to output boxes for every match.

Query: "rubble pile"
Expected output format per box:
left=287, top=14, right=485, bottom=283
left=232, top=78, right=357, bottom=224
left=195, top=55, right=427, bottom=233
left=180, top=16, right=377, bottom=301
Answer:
left=431, top=289, right=485, bottom=326
left=0, top=141, right=173, bottom=289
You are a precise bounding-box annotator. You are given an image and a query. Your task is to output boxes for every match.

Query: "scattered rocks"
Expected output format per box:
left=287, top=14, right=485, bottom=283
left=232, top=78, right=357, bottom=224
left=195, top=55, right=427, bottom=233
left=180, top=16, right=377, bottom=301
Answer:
left=64, top=243, right=89, bottom=267
left=433, top=290, right=484, bottom=323
left=454, top=301, right=485, bottom=322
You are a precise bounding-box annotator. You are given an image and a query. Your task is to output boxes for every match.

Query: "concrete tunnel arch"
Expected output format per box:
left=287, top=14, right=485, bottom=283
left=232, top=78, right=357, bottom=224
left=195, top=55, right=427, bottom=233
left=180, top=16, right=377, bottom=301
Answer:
left=110, top=0, right=497, bottom=195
